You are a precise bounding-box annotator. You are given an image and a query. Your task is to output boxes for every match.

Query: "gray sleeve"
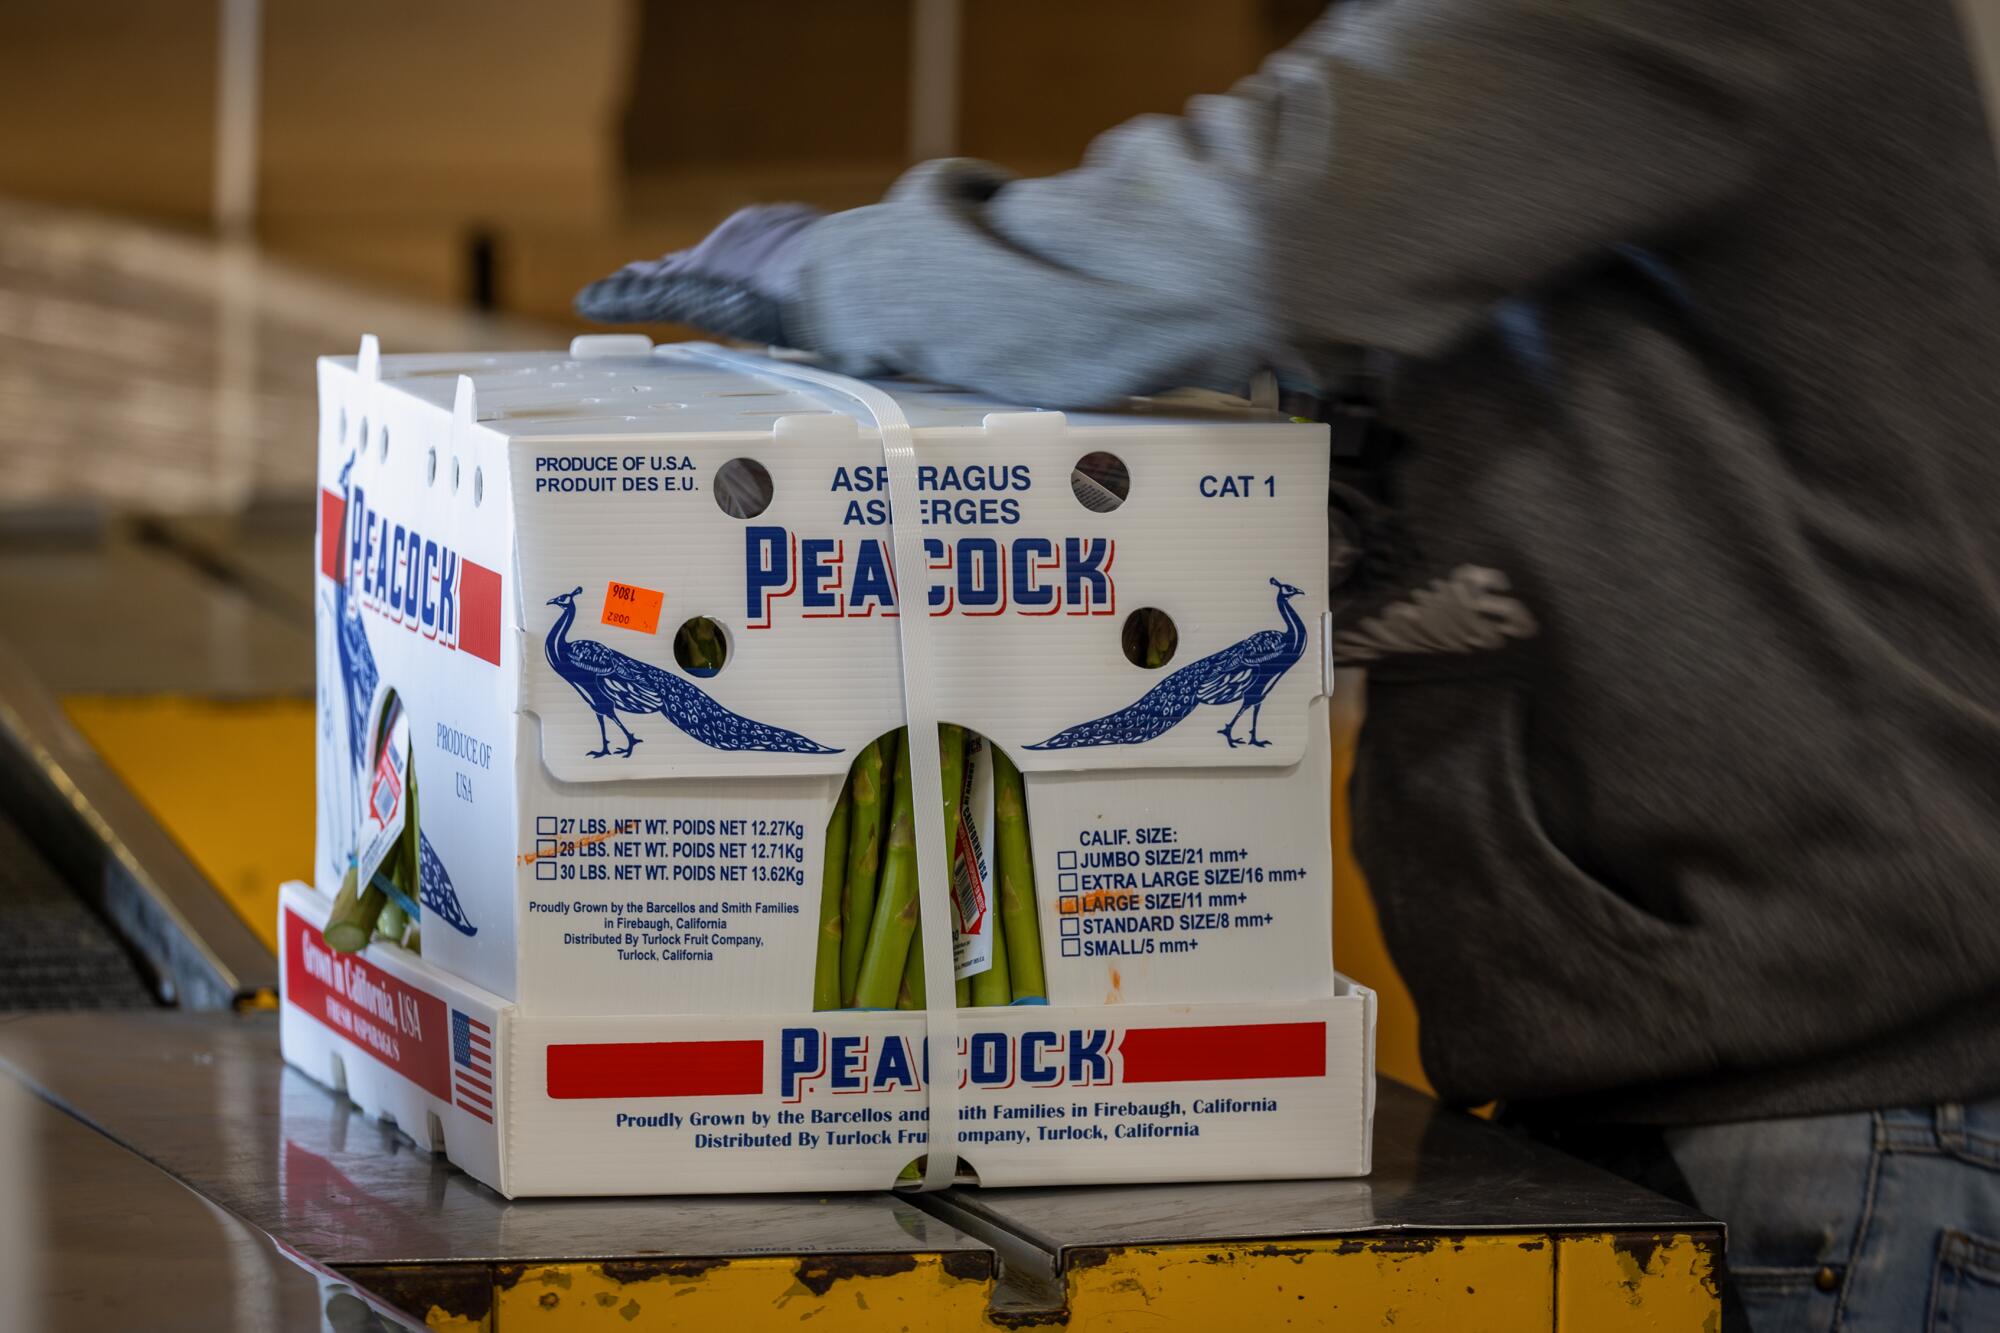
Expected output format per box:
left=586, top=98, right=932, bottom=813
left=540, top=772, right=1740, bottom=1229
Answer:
left=787, top=0, right=1798, bottom=405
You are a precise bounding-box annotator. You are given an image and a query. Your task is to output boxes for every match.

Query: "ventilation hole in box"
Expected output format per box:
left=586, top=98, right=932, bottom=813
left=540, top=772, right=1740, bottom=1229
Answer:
left=713, top=457, right=774, bottom=519
left=890, top=1154, right=981, bottom=1189
left=426, top=1111, right=446, bottom=1153
left=328, top=1052, right=347, bottom=1095
left=338, top=405, right=349, bottom=443
left=473, top=466, right=484, bottom=507
left=425, top=446, right=437, bottom=486
left=672, top=617, right=729, bottom=676
left=378, top=424, right=390, bottom=462
left=714, top=390, right=784, bottom=399
left=1072, top=451, right=1129, bottom=512
left=451, top=457, right=461, bottom=493
left=1121, top=607, right=1179, bottom=669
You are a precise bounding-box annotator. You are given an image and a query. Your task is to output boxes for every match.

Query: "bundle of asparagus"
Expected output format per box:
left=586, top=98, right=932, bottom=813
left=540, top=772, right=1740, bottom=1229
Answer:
left=325, top=692, right=424, bottom=955
left=815, top=725, right=1045, bottom=1011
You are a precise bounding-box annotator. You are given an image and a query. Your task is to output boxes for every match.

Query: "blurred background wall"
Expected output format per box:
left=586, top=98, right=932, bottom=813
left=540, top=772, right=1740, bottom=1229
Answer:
left=0, top=1, right=1329, bottom=325
left=3, top=0, right=1994, bottom=324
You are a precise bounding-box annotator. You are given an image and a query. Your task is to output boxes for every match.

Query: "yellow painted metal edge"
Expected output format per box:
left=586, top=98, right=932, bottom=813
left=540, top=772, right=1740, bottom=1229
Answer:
left=1061, top=1231, right=1720, bottom=1332
left=492, top=1253, right=992, bottom=1331
left=1556, top=1231, right=1723, bottom=1332
left=487, top=1232, right=1717, bottom=1331
left=1062, top=1232, right=1554, bottom=1332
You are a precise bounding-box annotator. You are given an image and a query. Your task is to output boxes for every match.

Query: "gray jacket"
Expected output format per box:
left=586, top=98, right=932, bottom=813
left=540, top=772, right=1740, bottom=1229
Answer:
left=789, top=0, right=2000, bottom=1122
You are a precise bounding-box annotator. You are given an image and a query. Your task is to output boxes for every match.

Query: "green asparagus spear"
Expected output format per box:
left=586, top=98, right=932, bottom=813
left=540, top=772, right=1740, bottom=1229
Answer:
left=875, top=727, right=901, bottom=880
left=897, top=918, right=923, bottom=1010
left=994, top=749, right=1047, bottom=1000
left=815, top=776, right=853, bottom=1010
left=376, top=899, right=409, bottom=947
left=853, top=738, right=919, bottom=1008
left=938, top=724, right=966, bottom=891
left=839, top=737, right=889, bottom=1005
left=676, top=618, right=726, bottom=674
left=867, top=725, right=962, bottom=1009
left=325, top=843, right=390, bottom=952
left=403, top=744, right=422, bottom=920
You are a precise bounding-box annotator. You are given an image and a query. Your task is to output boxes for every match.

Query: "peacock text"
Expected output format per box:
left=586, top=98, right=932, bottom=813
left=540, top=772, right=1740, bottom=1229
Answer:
left=743, top=526, right=1115, bottom=626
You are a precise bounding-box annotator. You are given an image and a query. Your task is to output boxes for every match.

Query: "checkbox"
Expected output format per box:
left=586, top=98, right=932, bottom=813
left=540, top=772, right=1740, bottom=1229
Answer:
left=1060, top=938, right=1082, bottom=957
left=1058, top=896, right=1079, bottom=915
left=535, top=860, right=556, bottom=880
left=1058, top=873, right=1078, bottom=893
left=537, top=838, right=558, bottom=859
left=1060, top=916, right=1081, bottom=938
left=1056, top=850, right=1077, bottom=869
left=537, top=816, right=558, bottom=834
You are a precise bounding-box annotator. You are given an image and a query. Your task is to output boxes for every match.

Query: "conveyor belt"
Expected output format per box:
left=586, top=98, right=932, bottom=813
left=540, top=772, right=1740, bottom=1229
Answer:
left=0, top=805, right=155, bottom=1010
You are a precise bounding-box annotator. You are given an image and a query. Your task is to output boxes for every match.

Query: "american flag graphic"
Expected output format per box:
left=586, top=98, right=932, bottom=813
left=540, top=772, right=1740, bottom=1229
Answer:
left=451, top=1010, right=493, bottom=1123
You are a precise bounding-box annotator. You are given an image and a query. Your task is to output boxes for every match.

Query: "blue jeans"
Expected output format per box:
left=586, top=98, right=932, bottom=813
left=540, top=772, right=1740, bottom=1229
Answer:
left=1665, top=1100, right=2000, bottom=1331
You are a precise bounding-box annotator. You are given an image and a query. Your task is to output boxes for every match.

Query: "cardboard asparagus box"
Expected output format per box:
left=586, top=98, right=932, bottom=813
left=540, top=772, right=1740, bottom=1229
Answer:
left=280, top=333, right=1377, bottom=1196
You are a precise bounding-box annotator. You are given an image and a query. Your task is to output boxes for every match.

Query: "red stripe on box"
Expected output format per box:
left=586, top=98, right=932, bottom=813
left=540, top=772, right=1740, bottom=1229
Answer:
left=453, top=1084, right=492, bottom=1111
left=458, top=1102, right=493, bottom=1124
left=459, top=559, right=502, bottom=665
left=282, top=908, right=452, bottom=1101
left=1119, top=1022, right=1326, bottom=1084
left=319, top=490, right=346, bottom=583
left=546, top=1040, right=764, bottom=1100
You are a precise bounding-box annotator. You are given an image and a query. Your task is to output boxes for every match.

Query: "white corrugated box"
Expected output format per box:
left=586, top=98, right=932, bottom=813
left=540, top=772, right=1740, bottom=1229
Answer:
left=280, top=333, right=1375, bottom=1196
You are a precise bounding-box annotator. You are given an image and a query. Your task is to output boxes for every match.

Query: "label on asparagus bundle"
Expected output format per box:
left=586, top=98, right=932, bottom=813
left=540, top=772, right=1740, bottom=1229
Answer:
left=355, top=700, right=411, bottom=891
left=952, top=739, right=997, bottom=980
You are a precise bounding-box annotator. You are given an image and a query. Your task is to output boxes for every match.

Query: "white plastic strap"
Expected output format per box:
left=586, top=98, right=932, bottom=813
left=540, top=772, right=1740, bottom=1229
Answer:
left=666, top=344, right=963, bottom=1191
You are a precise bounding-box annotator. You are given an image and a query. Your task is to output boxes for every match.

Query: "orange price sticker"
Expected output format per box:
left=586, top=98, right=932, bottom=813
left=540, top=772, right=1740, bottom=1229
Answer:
left=600, top=580, right=664, bottom=634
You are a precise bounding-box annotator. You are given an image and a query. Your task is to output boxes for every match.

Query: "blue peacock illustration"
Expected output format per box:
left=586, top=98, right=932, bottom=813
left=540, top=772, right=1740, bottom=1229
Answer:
left=544, top=588, right=841, bottom=757
left=1028, top=578, right=1310, bottom=750
left=328, top=450, right=380, bottom=791
left=417, top=834, right=476, bottom=936
left=322, top=449, right=477, bottom=937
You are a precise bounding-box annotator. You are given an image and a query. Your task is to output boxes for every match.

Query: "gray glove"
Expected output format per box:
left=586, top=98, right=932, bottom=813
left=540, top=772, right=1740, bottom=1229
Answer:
left=574, top=203, right=824, bottom=344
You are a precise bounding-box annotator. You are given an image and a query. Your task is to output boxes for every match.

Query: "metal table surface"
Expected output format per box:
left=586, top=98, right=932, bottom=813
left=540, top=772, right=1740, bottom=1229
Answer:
left=931, top=1077, right=1710, bottom=1257
left=0, top=1057, right=418, bottom=1331
left=0, top=1009, right=1721, bottom=1329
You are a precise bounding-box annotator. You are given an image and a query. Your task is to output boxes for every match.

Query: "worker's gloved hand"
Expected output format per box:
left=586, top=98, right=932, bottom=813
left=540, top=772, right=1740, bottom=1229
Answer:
left=574, top=203, right=825, bottom=344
